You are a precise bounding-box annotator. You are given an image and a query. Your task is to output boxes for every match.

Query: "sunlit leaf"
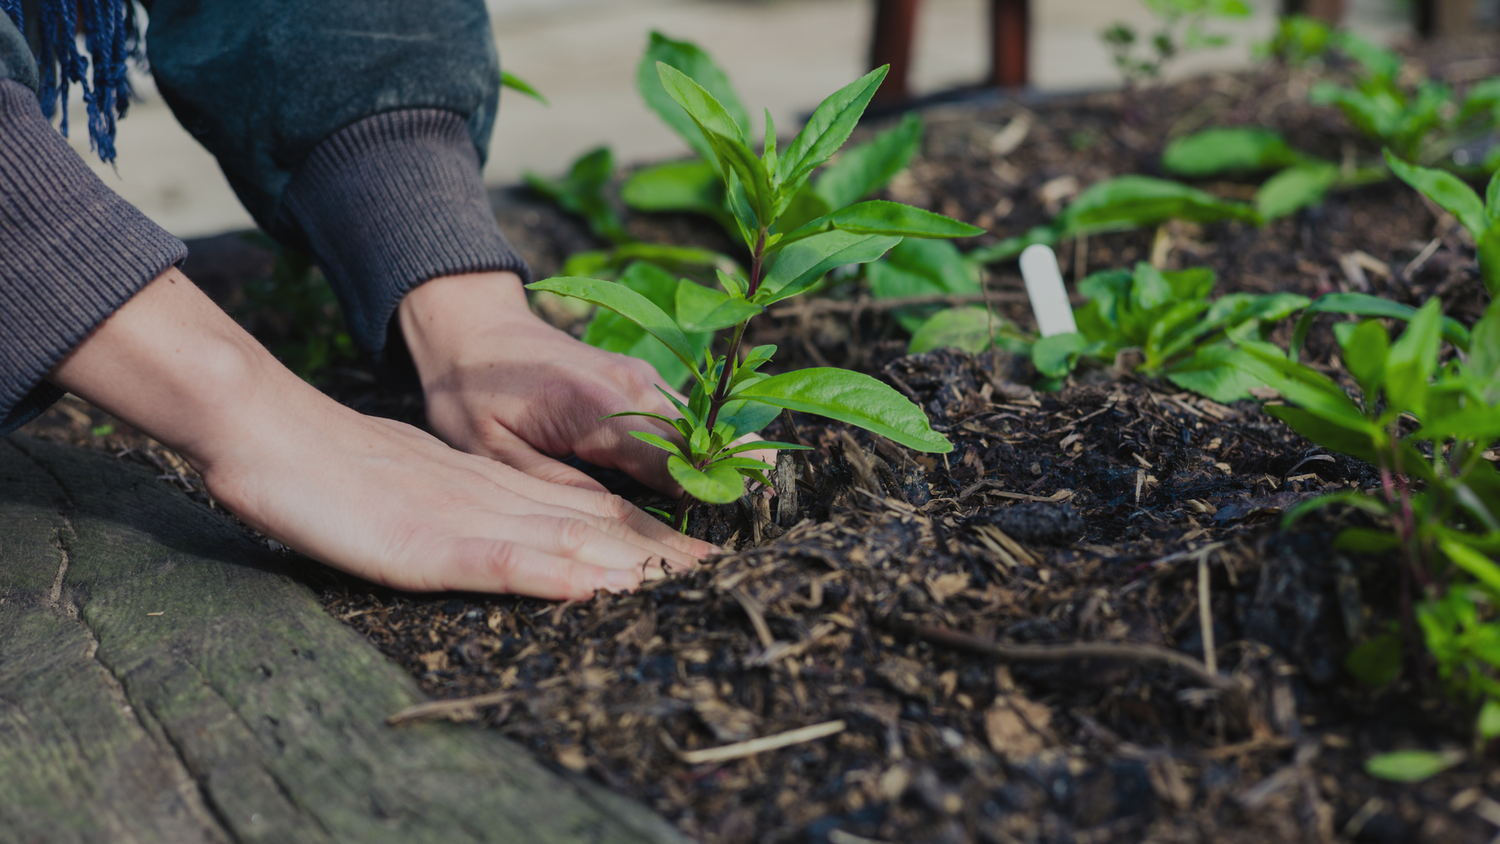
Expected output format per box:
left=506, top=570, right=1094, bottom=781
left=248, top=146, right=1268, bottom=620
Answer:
left=735, top=369, right=952, bottom=452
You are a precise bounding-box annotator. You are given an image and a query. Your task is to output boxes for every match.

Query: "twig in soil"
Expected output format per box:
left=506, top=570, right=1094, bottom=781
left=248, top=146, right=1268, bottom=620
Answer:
left=1150, top=542, right=1226, bottom=568
left=731, top=587, right=776, bottom=650
left=890, top=621, right=1249, bottom=699
left=1198, top=552, right=1218, bottom=677
left=661, top=719, right=847, bottom=765
left=387, top=690, right=512, bottom=726
left=1401, top=237, right=1442, bottom=281
left=957, top=480, right=1074, bottom=504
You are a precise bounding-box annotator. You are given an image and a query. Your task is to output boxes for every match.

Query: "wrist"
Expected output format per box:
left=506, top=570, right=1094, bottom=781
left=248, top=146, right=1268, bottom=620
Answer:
left=47, top=268, right=314, bottom=475
left=397, top=270, right=536, bottom=387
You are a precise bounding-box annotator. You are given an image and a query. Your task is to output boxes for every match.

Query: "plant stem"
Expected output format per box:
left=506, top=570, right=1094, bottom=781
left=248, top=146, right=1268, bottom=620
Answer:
left=702, top=228, right=768, bottom=437
left=671, top=493, right=693, bottom=533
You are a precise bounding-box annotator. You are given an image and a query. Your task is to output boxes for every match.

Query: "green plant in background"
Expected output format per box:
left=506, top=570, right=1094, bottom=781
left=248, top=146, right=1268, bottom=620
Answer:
left=1258, top=13, right=1333, bottom=67
left=968, top=174, right=1264, bottom=266
left=1025, top=262, right=1307, bottom=401
left=1160, top=126, right=1387, bottom=221
left=237, top=235, right=354, bottom=381
left=1385, top=153, right=1500, bottom=297
left=529, top=64, right=974, bottom=527
left=1233, top=298, right=1500, bottom=761
left=1299, top=25, right=1500, bottom=169
left=1101, top=0, right=1251, bottom=92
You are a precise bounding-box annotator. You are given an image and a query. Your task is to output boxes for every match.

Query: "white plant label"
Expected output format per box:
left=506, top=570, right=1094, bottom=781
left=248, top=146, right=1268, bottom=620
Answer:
left=1020, top=244, right=1078, bottom=338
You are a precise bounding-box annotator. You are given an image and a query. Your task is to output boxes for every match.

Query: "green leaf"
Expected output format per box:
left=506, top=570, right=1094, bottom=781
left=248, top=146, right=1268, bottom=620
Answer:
left=1289, top=292, right=1471, bottom=362
left=1161, top=127, right=1303, bottom=177
left=1384, top=299, right=1444, bottom=417
left=734, top=368, right=952, bottom=453
left=757, top=231, right=902, bottom=305
left=813, top=112, right=924, bottom=209
left=638, top=32, right=749, bottom=163
left=1057, top=175, right=1263, bottom=237
left=620, top=159, right=733, bottom=230
left=909, top=307, right=1001, bottom=354
left=780, top=200, right=983, bottom=247
left=1442, top=538, right=1500, bottom=598
left=1345, top=631, right=1403, bottom=687
left=705, top=456, right=777, bottom=474
left=668, top=455, right=745, bottom=504
left=529, top=276, right=704, bottom=384
left=1331, top=31, right=1402, bottom=79
left=654, top=63, right=775, bottom=227
left=501, top=70, right=548, bottom=105
left=966, top=227, right=1056, bottom=266
left=524, top=147, right=630, bottom=244
left=1032, top=332, right=1096, bottom=379
left=716, top=440, right=811, bottom=457
left=1385, top=150, right=1488, bottom=239
left=1335, top=527, right=1402, bottom=553
left=867, top=238, right=981, bottom=332
left=628, top=430, right=690, bottom=461
left=579, top=262, right=710, bottom=390
left=1165, top=344, right=1271, bottom=403
left=1479, top=223, right=1500, bottom=298
left=1364, top=750, right=1464, bottom=783
left=1480, top=699, right=1500, bottom=741
left=776, top=66, right=890, bottom=194
left=1256, top=162, right=1340, bottom=221
left=1342, top=319, right=1390, bottom=399
left=675, top=279, right=763, bottom=332
left=1468, top=301, right=1500, bottom=404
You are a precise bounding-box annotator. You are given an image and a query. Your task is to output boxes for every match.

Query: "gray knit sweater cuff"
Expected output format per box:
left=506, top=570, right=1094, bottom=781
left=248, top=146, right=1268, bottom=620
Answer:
left=0, top=80, right=189, bottom=435
left=276, top=109, right=530, bottom=356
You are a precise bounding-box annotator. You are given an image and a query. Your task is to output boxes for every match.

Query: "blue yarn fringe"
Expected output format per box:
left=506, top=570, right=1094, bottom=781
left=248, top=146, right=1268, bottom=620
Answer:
left=2, top=0, right=141, bottom=163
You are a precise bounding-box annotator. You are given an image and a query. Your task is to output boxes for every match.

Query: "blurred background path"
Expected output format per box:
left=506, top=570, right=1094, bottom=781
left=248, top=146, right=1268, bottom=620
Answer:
left=67, top=0, right=1415, bottom=239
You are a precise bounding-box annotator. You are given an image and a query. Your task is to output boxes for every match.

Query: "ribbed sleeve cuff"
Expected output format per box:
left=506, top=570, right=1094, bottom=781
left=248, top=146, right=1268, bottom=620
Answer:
left=0, top=80, right=188, bottom=435
left=276, top=109, right=530, bottom=355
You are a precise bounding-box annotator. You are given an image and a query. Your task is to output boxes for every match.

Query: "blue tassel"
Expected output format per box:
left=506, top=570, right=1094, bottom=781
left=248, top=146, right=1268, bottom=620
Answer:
left=2, top=0, right=140, bottom=163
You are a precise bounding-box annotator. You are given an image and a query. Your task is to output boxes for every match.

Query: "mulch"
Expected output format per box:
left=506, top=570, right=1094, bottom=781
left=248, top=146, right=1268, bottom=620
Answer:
left=19, top=34, right=1500, bottom=844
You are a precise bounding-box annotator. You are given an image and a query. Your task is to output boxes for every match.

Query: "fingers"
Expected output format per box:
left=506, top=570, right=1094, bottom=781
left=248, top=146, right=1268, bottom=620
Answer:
left=478, top=427, right=611, bottom=493
left=440, top=538, right=642, bottom=601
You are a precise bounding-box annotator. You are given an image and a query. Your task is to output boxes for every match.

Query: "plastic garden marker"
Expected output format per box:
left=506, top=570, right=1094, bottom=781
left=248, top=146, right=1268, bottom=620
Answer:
left=1020, top=244, right=1078, bottom=337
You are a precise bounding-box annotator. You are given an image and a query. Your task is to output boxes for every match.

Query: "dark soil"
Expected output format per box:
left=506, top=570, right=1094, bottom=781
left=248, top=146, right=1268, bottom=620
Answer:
left=20, top=35, right=1500, bottom=844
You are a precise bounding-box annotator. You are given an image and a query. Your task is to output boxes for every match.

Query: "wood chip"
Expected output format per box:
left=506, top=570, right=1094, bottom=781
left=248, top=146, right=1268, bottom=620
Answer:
left=664, top=720, right=847, bottom=766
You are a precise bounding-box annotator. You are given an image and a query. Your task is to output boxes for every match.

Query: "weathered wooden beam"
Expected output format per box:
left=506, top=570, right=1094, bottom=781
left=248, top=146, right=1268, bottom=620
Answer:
left=989, top=0, right=1029, bottom=88
left=0, top=435, right=688, bottom=844
left=870, top=0, right=920, bottom=102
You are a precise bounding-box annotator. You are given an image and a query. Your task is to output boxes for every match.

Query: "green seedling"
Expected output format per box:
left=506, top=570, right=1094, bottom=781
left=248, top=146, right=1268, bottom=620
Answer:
left=1101, top=0, right=1250, bottom=117
left=1257, top=13, right=1333, bottom=67
left=1384, top=152, right=1500, bottom=298
left=968, top=175, right=1263, bottom=267
left=528, top=64, right=974, bottom=529
left=1029, top=262, right=1308, bottom=401
left=1303, top=31, right=1500, bottom=168
left=623, top=32, right=926, bottom=240
left=1161, top=126, right=1386, bottom=221
left=1233, top=298, right=1500, bottom=749
left=501, top=70, right=548, bottom=105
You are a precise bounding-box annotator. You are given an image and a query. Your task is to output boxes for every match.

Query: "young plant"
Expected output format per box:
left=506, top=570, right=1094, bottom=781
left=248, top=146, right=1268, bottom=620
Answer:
left=1028, top=262, right=1309, bottom=401
left=527, top=64, right=976, bottom=527
left=968, top=174, right=1264, bottom=266
left=1305, top=32, right=1500, bottom=168
left=623, top=32, right=927, bottom=241
left=1101, top=0, right=1251, bottom=107
left=1232, top=299, right=1500, bottom=750
left=1384, top=152, right=1500, bottom=298
left=1161, top=126, right=1386, bottom=221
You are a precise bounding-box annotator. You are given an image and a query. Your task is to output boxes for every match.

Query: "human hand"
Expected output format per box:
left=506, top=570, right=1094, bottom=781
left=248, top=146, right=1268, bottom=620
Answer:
left=50, top=269, right=714, bottom=599
left=399, top=271, right=698, bottom=495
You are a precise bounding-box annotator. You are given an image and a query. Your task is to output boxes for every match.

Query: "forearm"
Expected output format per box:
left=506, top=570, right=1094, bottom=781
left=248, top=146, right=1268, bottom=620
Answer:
left=47, top=268, right=319, bottom=477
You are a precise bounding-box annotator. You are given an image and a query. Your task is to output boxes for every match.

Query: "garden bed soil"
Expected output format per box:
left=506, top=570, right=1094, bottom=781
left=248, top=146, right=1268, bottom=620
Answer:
left=20, top=35, right=1500, bottom=844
